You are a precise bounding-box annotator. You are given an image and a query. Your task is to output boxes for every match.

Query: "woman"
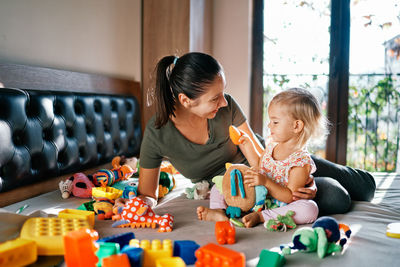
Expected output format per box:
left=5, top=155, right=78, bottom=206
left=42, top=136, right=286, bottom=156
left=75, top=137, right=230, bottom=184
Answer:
left=138, top=52, right=376, bottom=216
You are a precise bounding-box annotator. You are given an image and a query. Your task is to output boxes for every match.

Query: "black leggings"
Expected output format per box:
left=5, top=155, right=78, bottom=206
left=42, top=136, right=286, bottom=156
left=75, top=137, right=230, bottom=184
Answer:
left=312, top=155, right=376, bottom=215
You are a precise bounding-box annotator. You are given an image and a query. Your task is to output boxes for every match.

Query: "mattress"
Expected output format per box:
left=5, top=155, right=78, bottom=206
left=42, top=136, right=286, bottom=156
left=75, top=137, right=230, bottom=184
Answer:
left=1, top=172, right=399, bottom=266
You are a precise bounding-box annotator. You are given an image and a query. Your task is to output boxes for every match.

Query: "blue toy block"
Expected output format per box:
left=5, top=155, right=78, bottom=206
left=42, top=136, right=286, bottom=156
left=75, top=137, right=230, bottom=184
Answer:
left=173, top=240, right=200, bottom=265
left=257, top=249, right=285, bottom=267
left=121, top=246, right=143, bottom=267
left=97, top=232, right=135, bottom=249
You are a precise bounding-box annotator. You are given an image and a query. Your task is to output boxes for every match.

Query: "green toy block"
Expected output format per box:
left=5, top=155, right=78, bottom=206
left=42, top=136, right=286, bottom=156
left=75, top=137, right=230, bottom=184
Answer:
left=257, top=249, right=285, bottom=267
left=96, top=242, right=120, bottom=267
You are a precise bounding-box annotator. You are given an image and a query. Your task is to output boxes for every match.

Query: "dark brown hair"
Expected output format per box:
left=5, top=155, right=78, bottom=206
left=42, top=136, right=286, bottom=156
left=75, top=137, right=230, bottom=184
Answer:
left=154, top=52, right=222, bottom=128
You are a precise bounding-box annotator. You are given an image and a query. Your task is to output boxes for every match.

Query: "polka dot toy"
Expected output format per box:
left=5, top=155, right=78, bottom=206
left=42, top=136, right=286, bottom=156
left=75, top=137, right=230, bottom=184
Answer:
left=117, top=196, right=174, bottom=232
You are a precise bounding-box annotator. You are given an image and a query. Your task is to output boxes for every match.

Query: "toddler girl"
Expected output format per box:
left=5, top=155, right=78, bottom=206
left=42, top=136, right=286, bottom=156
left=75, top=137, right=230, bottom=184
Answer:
left=198, top=88, right=328, bottom=228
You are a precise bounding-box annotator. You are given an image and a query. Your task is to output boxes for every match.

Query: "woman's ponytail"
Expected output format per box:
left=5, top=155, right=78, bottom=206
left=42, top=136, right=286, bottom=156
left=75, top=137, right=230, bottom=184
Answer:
left=154, top=56, right=177, bottom=128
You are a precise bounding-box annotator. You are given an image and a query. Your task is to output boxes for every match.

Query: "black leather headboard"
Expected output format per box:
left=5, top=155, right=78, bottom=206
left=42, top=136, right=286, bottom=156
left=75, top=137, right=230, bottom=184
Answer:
left=0, top=88, right=141, bottom=192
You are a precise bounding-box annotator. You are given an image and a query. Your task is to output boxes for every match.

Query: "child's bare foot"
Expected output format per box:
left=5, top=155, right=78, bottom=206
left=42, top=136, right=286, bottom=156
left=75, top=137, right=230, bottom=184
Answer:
left=197, top=206, right=229, bottom=222
left=242, top=211, right=264, bottom=228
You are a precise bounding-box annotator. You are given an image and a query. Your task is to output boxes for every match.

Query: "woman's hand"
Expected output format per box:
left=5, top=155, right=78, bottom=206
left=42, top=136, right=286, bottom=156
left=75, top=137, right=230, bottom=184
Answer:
left=243, top=167, right=268, bottom=187
left=292, top=175, right=317, bottom=201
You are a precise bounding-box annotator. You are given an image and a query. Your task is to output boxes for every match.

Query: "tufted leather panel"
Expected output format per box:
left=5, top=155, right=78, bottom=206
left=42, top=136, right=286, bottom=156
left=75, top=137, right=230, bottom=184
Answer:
left=0, top=88, right=141, bottom=192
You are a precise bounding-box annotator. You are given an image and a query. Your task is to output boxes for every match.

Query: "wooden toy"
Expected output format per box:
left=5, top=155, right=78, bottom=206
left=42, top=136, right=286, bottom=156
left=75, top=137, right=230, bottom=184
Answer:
left=20, top=217, right=91, bottom=255
left=215, top=221, right=236, bottom=244
left=195, top=243, right=245, bottom=267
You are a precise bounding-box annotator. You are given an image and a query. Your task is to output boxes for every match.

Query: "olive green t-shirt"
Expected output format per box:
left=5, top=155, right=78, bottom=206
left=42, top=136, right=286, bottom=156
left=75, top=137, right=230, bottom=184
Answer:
left=139, top=94, right=248, bottom=183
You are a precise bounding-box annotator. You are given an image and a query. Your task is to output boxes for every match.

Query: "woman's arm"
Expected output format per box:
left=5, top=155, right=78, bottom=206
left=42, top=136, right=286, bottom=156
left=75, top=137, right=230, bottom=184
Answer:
left=237, top=121, right=265, bottom=167
left=138, top=166, right=161, bottom=207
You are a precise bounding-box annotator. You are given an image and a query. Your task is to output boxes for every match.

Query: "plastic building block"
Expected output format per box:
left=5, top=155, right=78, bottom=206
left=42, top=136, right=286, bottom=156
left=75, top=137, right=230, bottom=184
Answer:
left=121, top=246, right=143, bottom=267
left=98, top=232, right=135, bottom=250
left=63, top=228, right=99, bottom=267
left=0, top=238, right=37, bottom=267
left=130, top=239, right=173, bottom=267
left=92, top=186, right=123, bottom=199
left=58, top=208, right=95, bottom=228
left=20, top=217, right=91, bottom=255
left=102, top=253, right=130, bottom=267
left=256, top=249, right=285, bottom=267
left=173, top=240, right=200, bottom=265
left=96, top=242, right=120, bottom=267
left=215, top=221, right=236, bottom=244
left=156, top=257, right=186, bottom=267
left=195, top=243, right=245, bottom=267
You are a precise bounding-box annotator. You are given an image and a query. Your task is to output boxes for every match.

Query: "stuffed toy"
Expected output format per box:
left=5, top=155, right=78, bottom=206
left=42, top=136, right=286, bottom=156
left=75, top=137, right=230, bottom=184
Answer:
left=112, top=196, right=174, bottom=232
left=59, top=173, right=95, bottom=199
left=212, top=163, right=268, bottom=218
left=93, top=197, right=115, bottom=220
left=264, top=210, right=297, bottom=231
left=281, top=216, right=351, bottom=258
left=185, top=180, right=210, bottom=200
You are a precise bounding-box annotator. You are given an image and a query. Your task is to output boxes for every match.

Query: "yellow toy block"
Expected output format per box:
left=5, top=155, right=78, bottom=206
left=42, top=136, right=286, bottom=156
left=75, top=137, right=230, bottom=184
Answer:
left=58, top=209, right=95, bottom=228
left=156, top=257, right=186, bottom=267
left=92, top=186, right=122, bottom=200
left=20, top=217, right=91, bottom=255
left=129, top=239, right=173, bottom=267
left=0, top=238, right=37, bottom=267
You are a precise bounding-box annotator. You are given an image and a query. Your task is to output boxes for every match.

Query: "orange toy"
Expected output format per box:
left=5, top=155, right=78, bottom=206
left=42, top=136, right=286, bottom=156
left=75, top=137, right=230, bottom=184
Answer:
left=229, top=125, right=243, bottom=145
left=102, top=253, right=130, bottom=267
left=63, top=228, right=99, bottom=267
left=115, top=196, right=174, bottom=232
left=195, top=243, right=245, bottom=267
left=215, top=221, right=236, bottom=245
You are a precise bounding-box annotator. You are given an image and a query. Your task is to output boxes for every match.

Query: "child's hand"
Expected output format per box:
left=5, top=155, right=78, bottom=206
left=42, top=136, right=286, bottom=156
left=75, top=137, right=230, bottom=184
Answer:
left=237, top=130, right=252, bottom=146
left=243, top=167, right=268, bottom=187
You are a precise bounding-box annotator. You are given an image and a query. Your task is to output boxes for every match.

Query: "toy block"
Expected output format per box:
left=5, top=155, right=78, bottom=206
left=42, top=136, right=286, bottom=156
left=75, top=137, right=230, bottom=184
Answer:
left=20, top=217, right=91, bottom=255
left=256, top=249, right=285, bottom=267
left=92, top=186, right=122, bottom=199
left=58, top=208, right=95, bottom=228
left=121, top=246, right=143, bottom=267
left=63, top=228, right=99, bottom=267
left=130, top=239, right=173, bottom=267
left=173, top=240, right=200, bottom=265
left=0, top=238, right=37, bottom=267
left=195, top=243, right=245, bottom=267
left=102, top=253, right=130, bottom=267
left=156, top=256, right=186, bottom=267
left=98, top=232, right=135, bottom=250
left=96, top=242, right=120, bottom=266
left=215, top=221, right=236, bottom=244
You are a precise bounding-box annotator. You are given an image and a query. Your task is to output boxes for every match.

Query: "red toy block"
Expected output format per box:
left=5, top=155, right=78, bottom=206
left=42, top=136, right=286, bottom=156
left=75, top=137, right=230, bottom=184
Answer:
left=215, top=221, right=236, bottom=244
left=102, top=253, right=130, bottom=267
left=195, top=243, right=245, bottom=267
left=63, top=228, right=99, bottom=267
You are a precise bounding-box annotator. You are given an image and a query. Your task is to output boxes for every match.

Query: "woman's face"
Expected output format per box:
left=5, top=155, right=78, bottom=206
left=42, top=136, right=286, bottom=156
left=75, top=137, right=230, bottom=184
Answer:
left=188, top=73, right=228, bottom=119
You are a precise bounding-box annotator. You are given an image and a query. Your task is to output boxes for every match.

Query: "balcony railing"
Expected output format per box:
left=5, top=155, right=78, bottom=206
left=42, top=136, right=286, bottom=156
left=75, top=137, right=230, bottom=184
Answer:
left=264, top=73, right=400, bottom=172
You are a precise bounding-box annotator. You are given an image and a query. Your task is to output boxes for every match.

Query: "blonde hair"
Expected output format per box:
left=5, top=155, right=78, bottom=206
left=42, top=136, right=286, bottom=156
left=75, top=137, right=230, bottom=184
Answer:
left=269, top=88, right=329, bottom=147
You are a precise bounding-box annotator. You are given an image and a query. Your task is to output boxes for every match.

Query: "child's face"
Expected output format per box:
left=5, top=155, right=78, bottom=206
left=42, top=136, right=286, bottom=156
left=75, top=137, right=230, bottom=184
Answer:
left=267, top=103, right=298, bottom=143
left=188, top=73, right=228, bottom=119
